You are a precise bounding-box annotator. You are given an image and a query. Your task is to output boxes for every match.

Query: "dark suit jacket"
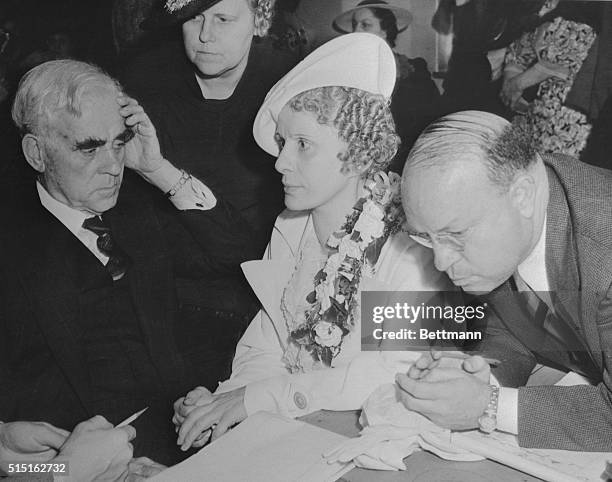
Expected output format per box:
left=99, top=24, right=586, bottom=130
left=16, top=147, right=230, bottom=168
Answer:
left=481, top=154, right=612, bottom=451
left=0, top=175, right=256, bottom=459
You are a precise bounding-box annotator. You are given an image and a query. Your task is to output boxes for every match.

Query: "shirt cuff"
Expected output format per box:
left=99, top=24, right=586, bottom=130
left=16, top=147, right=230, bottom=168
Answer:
left=496, top=387, right=518, bottom=434
left=169, top=175, right=217, bottom=211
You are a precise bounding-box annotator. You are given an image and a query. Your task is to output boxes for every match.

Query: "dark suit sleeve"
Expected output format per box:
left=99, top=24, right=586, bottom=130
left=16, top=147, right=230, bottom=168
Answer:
left=516, top=287, right=612, bottom=451
left=158, top=187, right=260, bottom=279
left=480, top=309, right=537, bottom=388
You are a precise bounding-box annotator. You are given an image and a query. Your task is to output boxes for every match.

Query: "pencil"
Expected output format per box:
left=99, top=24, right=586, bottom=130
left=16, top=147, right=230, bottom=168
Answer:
left=117, top=407, right=149, bottom=428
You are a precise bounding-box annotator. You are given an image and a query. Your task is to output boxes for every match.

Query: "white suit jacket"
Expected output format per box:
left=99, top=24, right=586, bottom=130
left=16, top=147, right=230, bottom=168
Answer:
left=216, top=210, right=451, bottom=418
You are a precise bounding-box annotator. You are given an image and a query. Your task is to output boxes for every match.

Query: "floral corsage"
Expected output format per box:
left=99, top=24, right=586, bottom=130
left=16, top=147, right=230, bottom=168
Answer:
left=288, top=171, right=404, bottom=367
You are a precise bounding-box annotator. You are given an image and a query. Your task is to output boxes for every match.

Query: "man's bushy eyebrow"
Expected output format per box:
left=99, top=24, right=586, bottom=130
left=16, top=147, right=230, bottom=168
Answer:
left=74, top=137, right=105, bottom=150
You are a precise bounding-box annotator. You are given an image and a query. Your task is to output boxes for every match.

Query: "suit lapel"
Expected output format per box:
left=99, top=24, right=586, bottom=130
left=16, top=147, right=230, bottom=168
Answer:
left=544, top=167, right=603, bottom=376
left=545, top=167, right=582, bottom=334
left=17, top=201, right=94, bottom=413
left=105, top=194, right=182, bottom=389
left=241, top=259, right=296, bottom=345
left=241, top=211, right=312, bottom=341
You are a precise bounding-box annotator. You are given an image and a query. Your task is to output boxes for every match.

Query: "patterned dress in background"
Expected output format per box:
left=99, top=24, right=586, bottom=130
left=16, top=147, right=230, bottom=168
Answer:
left=505, top=17, right=596, bottom=156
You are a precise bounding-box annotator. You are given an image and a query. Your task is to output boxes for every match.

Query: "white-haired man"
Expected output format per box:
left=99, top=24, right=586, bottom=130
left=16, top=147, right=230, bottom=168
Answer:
left=1, top=58, right=254, bottom=466
left=398, top=111, right=612, bottom=451
left=122, top=0, right=297, bottom=392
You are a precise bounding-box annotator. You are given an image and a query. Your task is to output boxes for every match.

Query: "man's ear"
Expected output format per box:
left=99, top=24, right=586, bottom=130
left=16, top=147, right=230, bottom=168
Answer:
left=510, top=172, right=537, bottom=219
left=22, top=134, right=46, bottom=173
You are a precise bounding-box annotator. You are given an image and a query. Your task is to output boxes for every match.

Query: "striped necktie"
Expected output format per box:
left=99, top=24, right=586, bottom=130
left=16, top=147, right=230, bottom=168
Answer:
left=82, top=215, right=130, bottom=280
left=511, top=273, right=599, bottom=382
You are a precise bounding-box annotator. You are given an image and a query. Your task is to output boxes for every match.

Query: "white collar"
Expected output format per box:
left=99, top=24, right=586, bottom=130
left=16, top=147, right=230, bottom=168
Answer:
left=517, top=214, right=549, bottom=293
left=37, top=181, right=92, bottom=238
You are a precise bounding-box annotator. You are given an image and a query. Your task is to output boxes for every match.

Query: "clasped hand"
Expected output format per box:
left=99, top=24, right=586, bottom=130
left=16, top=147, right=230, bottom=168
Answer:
left=395, top=351, right=492, bottom=430
left=0, top=421, right=69, bottom=467
left=173, top=386, right=247, bottom=451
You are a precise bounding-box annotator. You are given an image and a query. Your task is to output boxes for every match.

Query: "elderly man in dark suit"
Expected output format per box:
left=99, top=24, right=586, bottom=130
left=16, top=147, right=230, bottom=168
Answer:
left=0, top=59, right=254, bottom=466
left=397, top=110, right=612, bottom=451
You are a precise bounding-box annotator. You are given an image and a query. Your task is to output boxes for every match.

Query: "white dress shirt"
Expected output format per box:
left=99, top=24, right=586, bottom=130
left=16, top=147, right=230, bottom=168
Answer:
left=496, top=217, right=549, bottom=435
left=37, top=182, right=110, bottom=264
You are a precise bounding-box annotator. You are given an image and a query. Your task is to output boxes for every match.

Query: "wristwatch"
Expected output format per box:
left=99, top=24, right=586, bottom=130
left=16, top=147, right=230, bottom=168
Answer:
left=477, top=385, right=499, bottom=434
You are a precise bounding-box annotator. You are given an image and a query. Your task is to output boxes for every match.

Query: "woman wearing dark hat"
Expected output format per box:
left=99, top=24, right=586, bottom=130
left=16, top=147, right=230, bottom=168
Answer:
left=333, top=0, right=440, bottom=174
left=121, top=0, right=296, bottom=396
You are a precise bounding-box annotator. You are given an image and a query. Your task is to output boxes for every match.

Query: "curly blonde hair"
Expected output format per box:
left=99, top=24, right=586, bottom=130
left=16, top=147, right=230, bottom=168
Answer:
left=249, top=0, right=275, bottom=36
left=288, top=86, right=399, bottom=177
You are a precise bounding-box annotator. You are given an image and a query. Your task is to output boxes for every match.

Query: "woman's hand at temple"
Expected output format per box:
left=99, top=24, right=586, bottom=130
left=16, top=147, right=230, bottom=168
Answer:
left=176, top=387, right=247, bottom=451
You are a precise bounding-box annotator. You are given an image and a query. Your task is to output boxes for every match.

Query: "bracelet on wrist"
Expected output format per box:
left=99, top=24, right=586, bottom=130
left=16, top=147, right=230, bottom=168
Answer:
left=166, top=169, right=191, bottom=198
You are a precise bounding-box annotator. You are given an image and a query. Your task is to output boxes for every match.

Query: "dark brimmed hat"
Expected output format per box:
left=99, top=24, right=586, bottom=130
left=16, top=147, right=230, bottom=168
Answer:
left=142, top=0, right=224, bottom=30
left=332, top=0, right=413, bottom=34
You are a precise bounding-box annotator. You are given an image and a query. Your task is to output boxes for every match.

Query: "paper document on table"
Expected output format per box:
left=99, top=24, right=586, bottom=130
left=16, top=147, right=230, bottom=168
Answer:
left=150, top=411, right=354, bottom=482
left=426, top=371, right=611, bottom=482
left=446, top=430, right=609, bottom=482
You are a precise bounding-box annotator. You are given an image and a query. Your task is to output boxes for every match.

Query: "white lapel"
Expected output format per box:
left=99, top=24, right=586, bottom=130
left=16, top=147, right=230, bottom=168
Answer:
left=241, top=210, right=312, bottom=329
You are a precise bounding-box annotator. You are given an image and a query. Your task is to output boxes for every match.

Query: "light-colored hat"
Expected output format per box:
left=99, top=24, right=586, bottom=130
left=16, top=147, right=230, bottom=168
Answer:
left=332, top=0, right=413, bottom=34
left=253, top=33, right=396, bottom=157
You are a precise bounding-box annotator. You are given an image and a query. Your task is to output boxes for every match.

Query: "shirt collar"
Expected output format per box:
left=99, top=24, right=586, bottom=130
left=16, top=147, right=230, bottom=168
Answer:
left=37, top=181, right=91, bottom=237
left=517, top=213, right=548, bottom=292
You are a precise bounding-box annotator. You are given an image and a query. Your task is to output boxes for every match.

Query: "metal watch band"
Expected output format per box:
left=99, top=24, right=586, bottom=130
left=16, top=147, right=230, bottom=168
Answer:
left=166, top=169, right=191, bottom=198
left=478, top=384, right=499, bottom=434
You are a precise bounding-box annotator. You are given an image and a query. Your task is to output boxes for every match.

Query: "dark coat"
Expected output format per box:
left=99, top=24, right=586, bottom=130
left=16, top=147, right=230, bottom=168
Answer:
left=121, top=40, right=295, bottom=317
left=388, top=54, right=440, bottom=174
left=481, top=154, right=612, bottom=451
left=0, top=175, right=256, bottom=463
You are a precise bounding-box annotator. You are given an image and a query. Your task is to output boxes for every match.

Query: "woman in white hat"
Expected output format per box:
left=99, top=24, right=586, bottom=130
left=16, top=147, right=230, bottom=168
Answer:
left=172, top=33, right=450, bottom=450
left=334, top=0, right=440, bottom=174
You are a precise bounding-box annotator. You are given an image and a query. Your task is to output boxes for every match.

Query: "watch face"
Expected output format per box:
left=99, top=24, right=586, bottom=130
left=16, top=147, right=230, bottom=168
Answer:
left=478, top=415, right=497, bottom=433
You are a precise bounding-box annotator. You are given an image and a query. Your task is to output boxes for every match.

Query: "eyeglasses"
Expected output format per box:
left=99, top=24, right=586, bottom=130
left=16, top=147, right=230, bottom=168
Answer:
left=408, top=231, right=467, bottom=252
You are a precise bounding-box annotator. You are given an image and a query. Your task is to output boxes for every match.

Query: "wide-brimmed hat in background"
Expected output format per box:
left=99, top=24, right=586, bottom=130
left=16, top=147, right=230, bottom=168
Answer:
left=332, top=0, right=413, bottom=34
left=253, top=33, right=396, bottom=157
left=142, top=0, right=224, bottom=30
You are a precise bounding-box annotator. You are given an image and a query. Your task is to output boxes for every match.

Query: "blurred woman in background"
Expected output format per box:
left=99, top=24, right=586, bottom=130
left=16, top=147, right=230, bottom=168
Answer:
left=333, top=0, right=440, bottom=173
left=501, top=0, right=599, bottom=156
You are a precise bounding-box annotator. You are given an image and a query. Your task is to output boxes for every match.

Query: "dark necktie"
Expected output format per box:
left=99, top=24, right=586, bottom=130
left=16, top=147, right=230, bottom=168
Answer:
left=82, top=215, right=130, bottom=280
left=510, top=274, right=600, bottom=382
